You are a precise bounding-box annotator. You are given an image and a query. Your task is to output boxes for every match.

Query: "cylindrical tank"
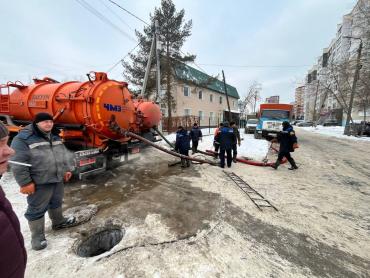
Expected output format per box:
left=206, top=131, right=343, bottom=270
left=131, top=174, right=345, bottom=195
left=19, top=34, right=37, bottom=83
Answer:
left=6, top=72, right=137, bottom=140
left=133, top=99, right=162, bottom=130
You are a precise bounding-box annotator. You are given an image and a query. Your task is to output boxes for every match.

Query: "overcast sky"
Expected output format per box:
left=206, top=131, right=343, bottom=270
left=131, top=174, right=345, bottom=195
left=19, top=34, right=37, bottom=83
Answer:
left=0, top=0, right=357, bottom=103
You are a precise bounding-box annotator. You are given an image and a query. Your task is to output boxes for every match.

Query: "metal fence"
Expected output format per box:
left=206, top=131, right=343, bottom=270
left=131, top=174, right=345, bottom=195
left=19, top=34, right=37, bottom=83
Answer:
left=161, top=115, right=243, bottom=133
left=161, top=115, right=223, bottom=133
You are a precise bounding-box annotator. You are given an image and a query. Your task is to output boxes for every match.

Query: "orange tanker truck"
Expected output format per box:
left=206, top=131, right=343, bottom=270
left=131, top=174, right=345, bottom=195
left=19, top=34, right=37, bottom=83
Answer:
left=0, top=72, right=162, bottom=178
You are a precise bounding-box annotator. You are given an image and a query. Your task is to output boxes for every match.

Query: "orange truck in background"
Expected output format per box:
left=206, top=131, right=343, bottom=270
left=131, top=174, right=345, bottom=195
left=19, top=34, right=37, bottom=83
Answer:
left=254, top=103, right=293, bottom=139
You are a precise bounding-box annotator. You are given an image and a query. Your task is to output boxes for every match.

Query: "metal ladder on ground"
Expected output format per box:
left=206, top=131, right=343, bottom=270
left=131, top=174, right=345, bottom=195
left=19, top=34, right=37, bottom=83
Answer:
left=223, top=171, right=278, bottom=211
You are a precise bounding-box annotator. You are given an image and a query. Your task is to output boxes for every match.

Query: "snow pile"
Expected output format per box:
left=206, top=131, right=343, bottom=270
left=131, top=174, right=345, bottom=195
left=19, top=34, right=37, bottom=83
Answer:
left=298, top=125, right=370, bottom=142
left=157, top=128, right=269, bottom=161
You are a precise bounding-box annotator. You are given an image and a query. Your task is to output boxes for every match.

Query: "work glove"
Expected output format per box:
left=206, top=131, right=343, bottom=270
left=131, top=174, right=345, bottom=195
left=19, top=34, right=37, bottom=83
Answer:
left=271, top=138, right=278, bottom=143
left=293, top=143, right=299, bottom=149
left=20, top=182, right=35, bottom=195
left=63, top=171, right=73, bottom=182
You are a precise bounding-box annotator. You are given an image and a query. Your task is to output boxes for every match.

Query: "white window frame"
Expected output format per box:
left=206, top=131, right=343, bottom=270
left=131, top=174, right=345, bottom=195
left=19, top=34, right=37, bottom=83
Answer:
left=198, top=111, right=204, bottom=121
left=184, top=108, right=192, bottom=116
left=198, top=90, right=203, bottom=100
left=183, top=85, right=190, bottom=97
left=210, top=112, right=214, bottom=120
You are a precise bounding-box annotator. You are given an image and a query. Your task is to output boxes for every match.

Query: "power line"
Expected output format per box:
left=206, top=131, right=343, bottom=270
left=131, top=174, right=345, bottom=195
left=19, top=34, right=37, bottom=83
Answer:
left=107, top=42, right=141, bottom=72
left=98, top=0, right=135, bottom=32
left=197, top=63, right=310, bottom=68
left=107, top=0, right=149, bottom=26
left=75, top=0, right=137, bottom=42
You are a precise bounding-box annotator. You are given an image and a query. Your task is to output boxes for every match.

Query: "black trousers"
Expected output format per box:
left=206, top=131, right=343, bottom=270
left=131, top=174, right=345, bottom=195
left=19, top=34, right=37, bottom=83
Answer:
left=232, top=144, right=237, bottom=159
left=25, top=182, right=64, bottom=221
left=192, top=140, right=199, bottom=153
left=278, top=152, right=296, bottom=167
left=180, top=149, right=190, bottom=166
left=219, top=148, right=232, bottom=168
left=214, top=143, right=220, bottom=153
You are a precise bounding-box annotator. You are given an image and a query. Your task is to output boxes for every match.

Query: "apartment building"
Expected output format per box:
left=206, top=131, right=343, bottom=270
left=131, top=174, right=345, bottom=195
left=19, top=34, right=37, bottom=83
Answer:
left=294, top=86, right=305, bottom=120
left=265, top=95, right=280, bottom=104
left=303, top=0, right=370, bottom=124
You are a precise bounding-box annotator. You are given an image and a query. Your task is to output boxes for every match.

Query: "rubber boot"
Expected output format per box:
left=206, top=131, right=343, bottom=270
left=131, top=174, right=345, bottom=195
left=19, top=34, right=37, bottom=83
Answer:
left=233, top=153, right=237, bottom=163
left=180, top=158, right=186, bottom=168
left=271, top=159, right=280, bottom=170
left=28, top=217, right=47, bottom=251
left=288, top=158, right=298, bottom=170
left=186, top=159, right=190, bottom=167
left=48, top=207, right=76, bottom=230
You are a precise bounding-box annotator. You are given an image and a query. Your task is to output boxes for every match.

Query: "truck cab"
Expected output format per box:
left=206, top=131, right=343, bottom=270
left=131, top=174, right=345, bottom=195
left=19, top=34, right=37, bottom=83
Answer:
left=254, top=104, right=293, bottom=139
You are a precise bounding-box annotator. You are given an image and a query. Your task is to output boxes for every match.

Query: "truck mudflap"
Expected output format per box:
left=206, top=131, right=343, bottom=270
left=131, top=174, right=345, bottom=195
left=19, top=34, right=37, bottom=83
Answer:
left=74, top=148, right=106, bottom=180
left=73, top=146, right=141, bottom=180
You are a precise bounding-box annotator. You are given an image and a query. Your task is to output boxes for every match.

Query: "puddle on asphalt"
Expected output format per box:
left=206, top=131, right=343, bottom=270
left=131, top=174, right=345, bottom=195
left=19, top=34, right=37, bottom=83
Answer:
left=64, top=151, right=180, bottom=210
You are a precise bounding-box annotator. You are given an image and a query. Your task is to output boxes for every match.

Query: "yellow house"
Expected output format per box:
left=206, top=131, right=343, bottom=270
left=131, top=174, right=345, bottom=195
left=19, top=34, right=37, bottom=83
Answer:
left=160, top=63, right=240, bottom=128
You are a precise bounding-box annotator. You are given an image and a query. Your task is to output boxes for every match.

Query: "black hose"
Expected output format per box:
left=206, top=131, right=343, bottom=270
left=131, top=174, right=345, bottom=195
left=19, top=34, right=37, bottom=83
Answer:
left=126, top=131, right=217, bottom=166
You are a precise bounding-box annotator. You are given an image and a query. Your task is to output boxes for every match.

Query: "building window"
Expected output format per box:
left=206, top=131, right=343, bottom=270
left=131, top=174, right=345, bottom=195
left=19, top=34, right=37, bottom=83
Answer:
left=198, top=90, right=203, bottom=100
left=307, top=74, right=312, bottom=83
left=232, top=101, right=235, bottom=108
left=184, top=108, right=191, bottom=116
left=184, top=86, right=190, bottom=97
left=322, top=53, right=328, bottom=67
left=198, top=111, right=204, bottom=121
left=210, top=112, right=214, bottom=120
left=210, top=94, right=213, bottom=102
left=219, top=96, right=222, bottom=104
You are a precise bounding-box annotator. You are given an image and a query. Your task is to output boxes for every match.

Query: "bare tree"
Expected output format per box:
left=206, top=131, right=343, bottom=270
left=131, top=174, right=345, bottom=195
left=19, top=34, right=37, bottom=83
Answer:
left=241, top=81, right=262, bottom=114
left=356, top=0, right=370, bottom=134
left=320, top=60, right=356, bottom=125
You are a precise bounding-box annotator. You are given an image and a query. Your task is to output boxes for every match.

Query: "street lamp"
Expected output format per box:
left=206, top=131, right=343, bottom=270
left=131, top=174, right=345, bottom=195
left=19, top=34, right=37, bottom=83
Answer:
left=342, top=36, right=363, bottom=135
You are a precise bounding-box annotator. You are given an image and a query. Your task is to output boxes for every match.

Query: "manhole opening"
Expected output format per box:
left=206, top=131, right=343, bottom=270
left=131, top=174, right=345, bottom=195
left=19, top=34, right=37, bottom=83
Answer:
left=76, top=228, right=123, bottom=257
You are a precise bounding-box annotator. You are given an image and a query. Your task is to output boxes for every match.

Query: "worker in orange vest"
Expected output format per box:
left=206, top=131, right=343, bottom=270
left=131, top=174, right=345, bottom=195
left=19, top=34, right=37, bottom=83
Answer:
left=213, top=122, right=223, bottom=158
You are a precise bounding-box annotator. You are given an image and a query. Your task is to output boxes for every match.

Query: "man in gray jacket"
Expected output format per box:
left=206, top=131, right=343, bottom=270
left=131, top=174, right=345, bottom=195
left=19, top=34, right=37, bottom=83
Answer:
left=11, top=113, right=75, bottom=251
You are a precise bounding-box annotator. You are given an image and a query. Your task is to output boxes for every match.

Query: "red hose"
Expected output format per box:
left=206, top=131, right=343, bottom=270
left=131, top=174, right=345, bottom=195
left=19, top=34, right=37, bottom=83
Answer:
left=203, top=149, right=287, bottom=167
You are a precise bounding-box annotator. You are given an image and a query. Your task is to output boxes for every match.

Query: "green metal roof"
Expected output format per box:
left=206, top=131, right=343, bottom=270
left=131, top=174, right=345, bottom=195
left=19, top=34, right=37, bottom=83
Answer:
left=174, top=63, right=240, bottom=99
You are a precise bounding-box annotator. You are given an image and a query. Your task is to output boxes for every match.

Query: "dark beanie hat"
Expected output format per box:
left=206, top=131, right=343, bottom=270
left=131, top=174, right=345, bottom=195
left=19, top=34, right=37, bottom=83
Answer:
left=0, top=121, right=9, bottom=139
left=34, top=112, right=53, bottom=124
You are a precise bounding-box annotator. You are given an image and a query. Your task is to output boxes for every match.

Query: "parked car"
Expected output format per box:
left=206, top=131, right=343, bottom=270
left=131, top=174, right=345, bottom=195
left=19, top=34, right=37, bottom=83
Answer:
left=352, top=121, right=370, bottom=136
left=323, top=119, right=339, bottom=126
left=362, top=122, right=370, bottom=136
left=297, top=121, right=314, bottom=127
left=245, top=119, right=259, bottom=134
left=291, top=120, right=304, bottom=126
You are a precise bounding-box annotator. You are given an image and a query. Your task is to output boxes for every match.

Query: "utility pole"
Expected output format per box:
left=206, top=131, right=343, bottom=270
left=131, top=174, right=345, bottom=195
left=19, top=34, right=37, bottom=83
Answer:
left=344, top=38, right=363, bottom=135
left=253, top=92, right=257, bottom=113
left=155, top=20, right=161, bottom=102
left=141, top=37, right=155, bottom=97
left=222, top=70, right=231, bottom=122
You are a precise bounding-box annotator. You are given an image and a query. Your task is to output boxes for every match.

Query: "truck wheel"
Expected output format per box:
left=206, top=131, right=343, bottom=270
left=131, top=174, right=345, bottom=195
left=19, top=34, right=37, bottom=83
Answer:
left=254, top=131, right=261, bottom=139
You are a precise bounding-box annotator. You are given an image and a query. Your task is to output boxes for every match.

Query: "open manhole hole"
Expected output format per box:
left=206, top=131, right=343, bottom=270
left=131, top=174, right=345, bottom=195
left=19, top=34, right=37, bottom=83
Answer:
left=76, top=228, right=124, bottom=257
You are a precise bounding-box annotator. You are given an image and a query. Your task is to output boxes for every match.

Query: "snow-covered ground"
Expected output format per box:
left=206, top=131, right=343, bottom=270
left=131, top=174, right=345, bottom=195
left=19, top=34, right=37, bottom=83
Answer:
left=2, top=128, right=370, bottom=277
left=2, top=128, right=270, bottom=268
left=298, top=125, right=370, bottom=142
left=157, top=128, right=269, bottom=161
